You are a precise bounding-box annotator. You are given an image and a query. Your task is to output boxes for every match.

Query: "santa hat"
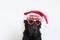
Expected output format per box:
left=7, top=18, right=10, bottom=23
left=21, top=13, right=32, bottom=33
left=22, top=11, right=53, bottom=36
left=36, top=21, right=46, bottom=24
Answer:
left=24, top=10, right=48, bottom=24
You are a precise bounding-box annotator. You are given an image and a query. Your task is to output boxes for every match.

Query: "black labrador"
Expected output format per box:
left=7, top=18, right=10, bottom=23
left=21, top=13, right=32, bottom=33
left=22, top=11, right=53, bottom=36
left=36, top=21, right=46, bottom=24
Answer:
left=22, top=20, right=42, bottom=40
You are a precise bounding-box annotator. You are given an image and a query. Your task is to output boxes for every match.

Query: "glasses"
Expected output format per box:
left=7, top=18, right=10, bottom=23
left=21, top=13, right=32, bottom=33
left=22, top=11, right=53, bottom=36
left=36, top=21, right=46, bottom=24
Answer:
left=27, top=19, right=41, bottom=25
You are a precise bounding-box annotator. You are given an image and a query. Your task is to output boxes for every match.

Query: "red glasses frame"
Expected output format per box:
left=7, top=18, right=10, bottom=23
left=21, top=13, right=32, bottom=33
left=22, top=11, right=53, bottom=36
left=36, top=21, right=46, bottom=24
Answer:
left=27, top=17, right=41, bottom=25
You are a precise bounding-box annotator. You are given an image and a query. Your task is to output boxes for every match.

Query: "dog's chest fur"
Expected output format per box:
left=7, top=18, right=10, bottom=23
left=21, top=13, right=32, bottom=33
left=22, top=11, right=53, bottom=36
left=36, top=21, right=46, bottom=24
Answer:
left=23, top=29, right=41, bottom=40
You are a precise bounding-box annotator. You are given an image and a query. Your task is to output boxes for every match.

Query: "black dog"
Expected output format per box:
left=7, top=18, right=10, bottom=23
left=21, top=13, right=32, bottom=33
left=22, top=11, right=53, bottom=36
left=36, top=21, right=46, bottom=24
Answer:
left=22, top=20, right=42, bottom=40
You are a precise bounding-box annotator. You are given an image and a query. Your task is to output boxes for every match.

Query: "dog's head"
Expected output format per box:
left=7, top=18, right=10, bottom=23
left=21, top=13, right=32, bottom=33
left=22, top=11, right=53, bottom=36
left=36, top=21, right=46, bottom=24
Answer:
left=24, top=19, right=41, bottom=37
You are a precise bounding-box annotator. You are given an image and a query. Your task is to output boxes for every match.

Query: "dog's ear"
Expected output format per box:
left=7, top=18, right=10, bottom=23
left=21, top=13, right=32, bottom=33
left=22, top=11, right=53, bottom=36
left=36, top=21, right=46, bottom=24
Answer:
left=24, top=20, right=27, bottom=23
left=24, top=20, right=28, bottom=30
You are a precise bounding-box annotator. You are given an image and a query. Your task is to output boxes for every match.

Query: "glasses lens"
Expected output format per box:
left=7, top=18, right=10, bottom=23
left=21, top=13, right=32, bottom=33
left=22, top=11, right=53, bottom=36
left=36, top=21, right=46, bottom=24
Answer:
left=35, top=21, right=41, bottom=25
left=29, top=20, right=33, bottom=24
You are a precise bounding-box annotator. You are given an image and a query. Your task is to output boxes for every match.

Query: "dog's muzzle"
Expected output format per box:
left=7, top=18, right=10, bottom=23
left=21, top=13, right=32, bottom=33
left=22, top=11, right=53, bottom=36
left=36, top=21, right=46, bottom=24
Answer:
left=28, top=24, right=38, bottom=37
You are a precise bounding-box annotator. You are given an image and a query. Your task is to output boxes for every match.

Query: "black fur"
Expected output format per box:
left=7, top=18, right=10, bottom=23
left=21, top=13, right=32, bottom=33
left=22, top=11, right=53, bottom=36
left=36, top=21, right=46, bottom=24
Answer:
left=22, top=20, right=42, bottom=40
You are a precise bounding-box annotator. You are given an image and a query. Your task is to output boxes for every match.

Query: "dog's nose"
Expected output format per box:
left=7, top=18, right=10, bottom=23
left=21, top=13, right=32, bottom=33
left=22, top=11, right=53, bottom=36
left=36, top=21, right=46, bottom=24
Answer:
left=32, top=28, right=36, bottom=31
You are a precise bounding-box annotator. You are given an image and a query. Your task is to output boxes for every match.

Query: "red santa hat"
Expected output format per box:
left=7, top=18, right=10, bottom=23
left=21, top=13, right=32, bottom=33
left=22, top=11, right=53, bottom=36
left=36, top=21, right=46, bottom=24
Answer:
left=24, top=10, right=48, bottom=24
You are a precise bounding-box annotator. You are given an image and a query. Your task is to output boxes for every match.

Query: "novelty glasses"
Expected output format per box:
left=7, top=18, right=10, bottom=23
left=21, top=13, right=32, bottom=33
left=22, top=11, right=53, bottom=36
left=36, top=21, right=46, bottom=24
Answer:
left=27, top=18, right=41, bottom=25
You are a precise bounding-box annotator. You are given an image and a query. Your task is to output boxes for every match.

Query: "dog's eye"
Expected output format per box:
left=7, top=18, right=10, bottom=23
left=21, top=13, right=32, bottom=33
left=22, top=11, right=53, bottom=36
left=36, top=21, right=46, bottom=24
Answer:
left=29, top=20, right=33, bottom=23
left=35, top=21, right=41, bottom=25
left=28, top=20, right=34, bottom=25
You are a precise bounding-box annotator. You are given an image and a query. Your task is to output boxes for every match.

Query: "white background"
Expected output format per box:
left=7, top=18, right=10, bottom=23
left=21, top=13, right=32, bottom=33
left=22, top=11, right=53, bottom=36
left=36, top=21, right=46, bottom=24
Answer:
left=0, top=0, right=60, bottom=40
